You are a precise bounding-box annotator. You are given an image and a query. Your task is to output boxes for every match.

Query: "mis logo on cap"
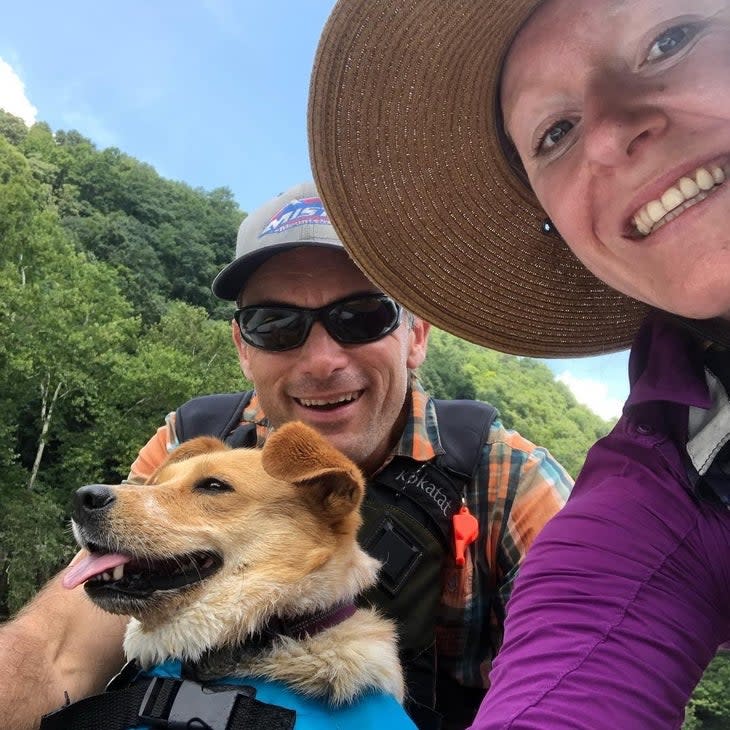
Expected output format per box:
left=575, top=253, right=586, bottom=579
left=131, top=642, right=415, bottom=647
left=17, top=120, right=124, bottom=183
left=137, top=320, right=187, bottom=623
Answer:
left=259, top=197, right=330, bottom=238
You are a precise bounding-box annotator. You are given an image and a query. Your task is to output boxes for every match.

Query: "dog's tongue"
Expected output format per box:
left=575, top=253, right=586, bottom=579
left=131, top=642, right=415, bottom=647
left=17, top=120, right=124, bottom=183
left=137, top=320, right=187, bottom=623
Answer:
left=62, top=552, right=132, bottom=590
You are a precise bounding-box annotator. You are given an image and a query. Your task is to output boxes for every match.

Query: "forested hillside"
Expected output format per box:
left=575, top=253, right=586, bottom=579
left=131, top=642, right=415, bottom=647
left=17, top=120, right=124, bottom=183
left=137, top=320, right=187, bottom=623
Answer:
left=419, top=331, right=610, bottom=477
left=0, top=110, right=726, bottom=728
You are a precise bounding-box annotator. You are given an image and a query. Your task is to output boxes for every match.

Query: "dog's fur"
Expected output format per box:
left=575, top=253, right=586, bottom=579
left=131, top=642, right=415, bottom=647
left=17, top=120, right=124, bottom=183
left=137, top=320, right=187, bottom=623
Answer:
left=70, top=422, right=404, bottom=705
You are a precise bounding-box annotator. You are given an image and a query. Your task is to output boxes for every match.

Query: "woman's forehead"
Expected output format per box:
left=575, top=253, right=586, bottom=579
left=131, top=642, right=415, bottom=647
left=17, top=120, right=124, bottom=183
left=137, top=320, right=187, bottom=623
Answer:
left=506, top=0, right=724, bottom=64
left=500, top=0, right=718, bottom=121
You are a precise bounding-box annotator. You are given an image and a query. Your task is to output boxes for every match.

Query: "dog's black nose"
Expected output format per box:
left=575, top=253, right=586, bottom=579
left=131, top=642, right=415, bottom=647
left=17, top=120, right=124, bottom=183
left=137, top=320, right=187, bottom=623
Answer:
left=73, top=484, right=116, bottom=521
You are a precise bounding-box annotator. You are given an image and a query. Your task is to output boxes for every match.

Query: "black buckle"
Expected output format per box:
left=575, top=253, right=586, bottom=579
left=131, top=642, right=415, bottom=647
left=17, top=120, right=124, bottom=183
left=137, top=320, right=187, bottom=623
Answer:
left=138, top=677, right=247, bottom=729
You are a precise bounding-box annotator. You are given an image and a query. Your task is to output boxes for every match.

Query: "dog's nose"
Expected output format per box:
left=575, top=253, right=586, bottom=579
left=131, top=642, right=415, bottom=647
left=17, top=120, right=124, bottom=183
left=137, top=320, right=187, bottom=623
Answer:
left=73, top=484, right=116, bottom=521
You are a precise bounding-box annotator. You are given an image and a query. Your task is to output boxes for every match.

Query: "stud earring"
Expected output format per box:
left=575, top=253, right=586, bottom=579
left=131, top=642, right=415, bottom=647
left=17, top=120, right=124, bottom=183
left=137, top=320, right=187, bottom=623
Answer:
left=541, top=218, right=556, bottom=235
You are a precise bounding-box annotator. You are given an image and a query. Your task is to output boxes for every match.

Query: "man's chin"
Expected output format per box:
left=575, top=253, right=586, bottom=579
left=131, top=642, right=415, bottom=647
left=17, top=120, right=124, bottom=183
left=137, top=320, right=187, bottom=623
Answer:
left=300, top=428, right=371, bottom=471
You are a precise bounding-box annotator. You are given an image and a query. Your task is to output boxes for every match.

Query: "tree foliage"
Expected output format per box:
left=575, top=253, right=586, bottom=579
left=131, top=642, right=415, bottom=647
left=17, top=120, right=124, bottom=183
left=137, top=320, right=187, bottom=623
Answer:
left=2, top=109, right=244, bottom=323
left=684, top=654, right=730, bottom=729
left=420, top=329, right=613, bottom=476
left=0, top=115, right=246, bottom=614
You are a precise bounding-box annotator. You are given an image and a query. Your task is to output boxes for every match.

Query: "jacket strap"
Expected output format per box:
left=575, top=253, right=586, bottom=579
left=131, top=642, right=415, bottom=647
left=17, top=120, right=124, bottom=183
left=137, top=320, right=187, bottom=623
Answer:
left=432, top=398, right=497, bottom=480
left=175, top=391, right=253, bottom=442
left=40, top=675, right=295, bottom=730
left=175, top=391, right=259, bottom=449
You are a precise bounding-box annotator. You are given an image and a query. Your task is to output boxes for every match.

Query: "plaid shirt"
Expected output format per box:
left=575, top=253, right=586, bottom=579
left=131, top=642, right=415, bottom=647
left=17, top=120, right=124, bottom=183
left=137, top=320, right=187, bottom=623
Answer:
left=128, top=377, right=572, bottom=689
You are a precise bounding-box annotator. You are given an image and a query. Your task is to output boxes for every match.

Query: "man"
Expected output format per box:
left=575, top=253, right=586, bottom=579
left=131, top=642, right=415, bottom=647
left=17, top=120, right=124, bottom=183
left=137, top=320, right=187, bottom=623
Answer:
left=0, top=182, right=571, bottom=730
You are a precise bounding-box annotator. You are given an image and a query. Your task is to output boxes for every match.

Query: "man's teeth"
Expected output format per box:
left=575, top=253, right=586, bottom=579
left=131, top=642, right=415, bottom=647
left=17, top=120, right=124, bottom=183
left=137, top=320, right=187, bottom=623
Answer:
left=298, top=392, right=359, bottom=407
left=633, top=165, right=726, bottom=236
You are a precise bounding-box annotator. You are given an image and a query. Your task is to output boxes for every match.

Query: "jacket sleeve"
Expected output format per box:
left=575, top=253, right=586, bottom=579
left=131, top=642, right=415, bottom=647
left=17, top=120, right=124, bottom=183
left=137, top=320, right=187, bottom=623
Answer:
left=470, top=465, right=723, bottom=730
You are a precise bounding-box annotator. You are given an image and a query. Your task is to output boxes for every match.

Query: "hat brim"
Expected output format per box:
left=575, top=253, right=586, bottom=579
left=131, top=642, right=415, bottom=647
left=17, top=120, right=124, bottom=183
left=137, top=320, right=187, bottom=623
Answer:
left=308, top=0, right=648, bottom=357
left=212, top=241, right=345, bottom=301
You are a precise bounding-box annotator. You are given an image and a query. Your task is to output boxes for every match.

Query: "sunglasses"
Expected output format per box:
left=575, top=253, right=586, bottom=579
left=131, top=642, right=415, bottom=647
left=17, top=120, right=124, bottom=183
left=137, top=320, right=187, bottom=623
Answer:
left=234, top=293, right=403, bottom=352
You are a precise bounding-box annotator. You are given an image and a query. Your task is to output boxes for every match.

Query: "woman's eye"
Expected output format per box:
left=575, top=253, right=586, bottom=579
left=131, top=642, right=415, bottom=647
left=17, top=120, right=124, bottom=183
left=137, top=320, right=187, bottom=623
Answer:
left=645, top=24, right=697, bottom=63
left=536, top=120, right=574, bottom=155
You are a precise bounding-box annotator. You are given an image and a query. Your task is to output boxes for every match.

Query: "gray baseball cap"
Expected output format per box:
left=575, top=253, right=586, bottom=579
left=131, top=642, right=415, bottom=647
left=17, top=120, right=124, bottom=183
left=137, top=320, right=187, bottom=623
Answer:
left=212, top=181, right=344, bottom=300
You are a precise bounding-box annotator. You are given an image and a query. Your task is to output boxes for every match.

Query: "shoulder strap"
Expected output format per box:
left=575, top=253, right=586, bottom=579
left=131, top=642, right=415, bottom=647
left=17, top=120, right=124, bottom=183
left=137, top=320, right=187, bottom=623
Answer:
left=432, top=399, right=497, bottom=480
left=175, top=391, right=255, bottom=446
left=40, top=675, right=295, bottom=730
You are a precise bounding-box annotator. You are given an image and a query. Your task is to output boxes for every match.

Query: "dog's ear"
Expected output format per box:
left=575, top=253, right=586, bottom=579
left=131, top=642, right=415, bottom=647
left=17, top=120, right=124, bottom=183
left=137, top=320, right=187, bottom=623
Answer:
left=147, top=436, right=229, bottom=483
left=261, top=422, right=364, bottom=520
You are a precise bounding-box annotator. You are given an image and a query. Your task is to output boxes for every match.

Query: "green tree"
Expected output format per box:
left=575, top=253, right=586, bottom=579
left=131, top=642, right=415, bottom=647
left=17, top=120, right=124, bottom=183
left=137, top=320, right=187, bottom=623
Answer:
left=70, top=301, right=250, bottom=484
left=0, top=115, right=244, bottom=325
left=0, top=137, right=136, bottom=613
left=684, top=654, right=730, bottom=729
left=0, top=125, right=249, bottom=615
left=53, top=137, right=244, bottom=320
left=0, top=109, right=28, bottom=146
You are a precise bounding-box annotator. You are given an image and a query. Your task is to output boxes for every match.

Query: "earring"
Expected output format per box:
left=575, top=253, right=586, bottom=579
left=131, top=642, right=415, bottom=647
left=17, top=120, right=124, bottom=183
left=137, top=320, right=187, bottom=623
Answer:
left=541, top=218, right=556, bottom=235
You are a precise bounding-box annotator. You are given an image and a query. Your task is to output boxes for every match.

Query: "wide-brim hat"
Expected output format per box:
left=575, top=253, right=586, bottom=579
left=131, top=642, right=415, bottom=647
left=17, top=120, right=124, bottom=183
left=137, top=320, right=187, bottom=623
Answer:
left=308, top=0, right=649, bottom=357
left=212, top=181, right=344, bottom=301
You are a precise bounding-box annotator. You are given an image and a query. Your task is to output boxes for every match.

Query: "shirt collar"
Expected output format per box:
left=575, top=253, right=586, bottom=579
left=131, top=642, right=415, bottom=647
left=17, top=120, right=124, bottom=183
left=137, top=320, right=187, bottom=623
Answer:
left=390, top=375, right=443, bottom=463
left=243, top=392, right=268, bottom=427
left=624, top=312, right=712, bottom=413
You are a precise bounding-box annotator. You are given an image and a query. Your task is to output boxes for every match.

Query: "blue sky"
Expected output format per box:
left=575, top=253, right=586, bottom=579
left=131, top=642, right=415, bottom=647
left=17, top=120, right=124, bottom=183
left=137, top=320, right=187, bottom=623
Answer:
left=0, top=0, right=630, bottom=418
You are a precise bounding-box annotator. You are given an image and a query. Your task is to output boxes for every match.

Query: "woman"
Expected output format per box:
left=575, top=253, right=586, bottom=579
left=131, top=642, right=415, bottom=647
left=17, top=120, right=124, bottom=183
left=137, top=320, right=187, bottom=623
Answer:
left=308, top=0, right=730, bottom=727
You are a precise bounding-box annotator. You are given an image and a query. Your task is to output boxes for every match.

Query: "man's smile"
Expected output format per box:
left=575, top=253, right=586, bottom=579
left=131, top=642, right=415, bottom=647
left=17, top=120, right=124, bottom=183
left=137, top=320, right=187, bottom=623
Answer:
left=294, top=390, right=364, bottom=410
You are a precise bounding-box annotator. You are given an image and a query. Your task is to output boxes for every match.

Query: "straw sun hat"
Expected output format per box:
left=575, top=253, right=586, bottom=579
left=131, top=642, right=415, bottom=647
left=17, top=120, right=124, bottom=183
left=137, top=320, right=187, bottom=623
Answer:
left=308, top=0, right=649, bottom=358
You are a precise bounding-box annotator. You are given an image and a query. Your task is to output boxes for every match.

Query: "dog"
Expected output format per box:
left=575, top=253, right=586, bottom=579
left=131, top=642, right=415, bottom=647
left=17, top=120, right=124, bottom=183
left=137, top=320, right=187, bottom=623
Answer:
left=43, top=422, right=415, bottom=729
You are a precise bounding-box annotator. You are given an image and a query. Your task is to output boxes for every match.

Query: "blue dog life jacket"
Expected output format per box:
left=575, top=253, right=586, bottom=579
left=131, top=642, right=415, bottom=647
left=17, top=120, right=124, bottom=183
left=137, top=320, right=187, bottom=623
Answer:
left=134, top=659, right=417, bottom=730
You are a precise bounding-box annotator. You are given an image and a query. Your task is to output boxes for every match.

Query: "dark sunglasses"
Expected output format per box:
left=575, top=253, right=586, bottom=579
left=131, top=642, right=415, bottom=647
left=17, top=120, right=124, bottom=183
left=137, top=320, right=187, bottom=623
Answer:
left=234, top=293, right=402, bottom=352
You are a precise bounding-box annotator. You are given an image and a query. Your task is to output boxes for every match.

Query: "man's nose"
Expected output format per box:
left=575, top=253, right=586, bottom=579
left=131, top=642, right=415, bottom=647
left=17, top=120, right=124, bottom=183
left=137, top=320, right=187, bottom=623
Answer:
left=583, top=70, right=669, bottom=172
left=298, top=322, right=349, bottom=377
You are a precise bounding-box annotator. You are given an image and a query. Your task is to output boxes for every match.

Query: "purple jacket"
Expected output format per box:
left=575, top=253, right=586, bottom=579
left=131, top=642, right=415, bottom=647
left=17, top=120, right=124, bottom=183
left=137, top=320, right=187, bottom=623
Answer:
left=472, top=315, right=730, bottom=729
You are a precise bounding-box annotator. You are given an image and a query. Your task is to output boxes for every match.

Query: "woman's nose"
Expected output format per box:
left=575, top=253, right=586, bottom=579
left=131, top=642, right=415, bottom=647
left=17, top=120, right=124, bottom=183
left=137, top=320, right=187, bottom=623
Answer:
left=582, top=70, right=669, bottom=172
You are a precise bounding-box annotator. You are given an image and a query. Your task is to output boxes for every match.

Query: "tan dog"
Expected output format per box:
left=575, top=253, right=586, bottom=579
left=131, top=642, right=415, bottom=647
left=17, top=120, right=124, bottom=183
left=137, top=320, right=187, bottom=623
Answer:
left=61, top=422, right=404, bottom=710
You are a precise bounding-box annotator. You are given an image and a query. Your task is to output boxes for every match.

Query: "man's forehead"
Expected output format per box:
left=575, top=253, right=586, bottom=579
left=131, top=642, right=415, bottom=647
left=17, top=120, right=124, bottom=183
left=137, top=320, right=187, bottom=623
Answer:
left=240, top=246, right=374, bottom=303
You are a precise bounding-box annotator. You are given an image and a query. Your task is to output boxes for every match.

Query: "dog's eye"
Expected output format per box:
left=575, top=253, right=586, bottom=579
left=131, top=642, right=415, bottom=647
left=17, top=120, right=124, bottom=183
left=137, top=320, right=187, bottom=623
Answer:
left=194, top=478, right=234, bottom=494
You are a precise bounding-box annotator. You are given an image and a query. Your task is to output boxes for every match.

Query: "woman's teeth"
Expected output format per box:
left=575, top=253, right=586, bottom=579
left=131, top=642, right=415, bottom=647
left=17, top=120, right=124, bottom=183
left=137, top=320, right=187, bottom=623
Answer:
left=632, top=164, right=726, bottom=236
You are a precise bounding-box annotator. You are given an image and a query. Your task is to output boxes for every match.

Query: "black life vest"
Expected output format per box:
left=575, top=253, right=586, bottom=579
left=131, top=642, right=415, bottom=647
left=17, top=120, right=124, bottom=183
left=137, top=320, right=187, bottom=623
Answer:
left=175, top=391, right=497, bottom=730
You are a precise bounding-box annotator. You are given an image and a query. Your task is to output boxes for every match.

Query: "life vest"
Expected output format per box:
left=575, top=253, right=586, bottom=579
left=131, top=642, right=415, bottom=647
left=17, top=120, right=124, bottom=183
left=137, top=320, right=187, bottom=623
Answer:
left=175, top=391, right=497, bottom=730
left=40, top=658, right=417, bottom=730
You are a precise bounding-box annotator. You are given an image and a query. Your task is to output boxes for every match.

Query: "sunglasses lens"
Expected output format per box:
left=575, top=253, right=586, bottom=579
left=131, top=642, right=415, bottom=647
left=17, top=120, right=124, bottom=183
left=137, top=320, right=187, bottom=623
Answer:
left=237, top=308, right=309, bottom=351
left=327, top=296, right=401, bottom=343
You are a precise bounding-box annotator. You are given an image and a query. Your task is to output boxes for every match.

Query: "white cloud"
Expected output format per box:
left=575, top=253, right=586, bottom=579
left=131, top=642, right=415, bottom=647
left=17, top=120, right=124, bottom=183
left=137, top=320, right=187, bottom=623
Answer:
left=0, top=58, right=37, bottom=126
left=556, top=371, right=624, bottom=421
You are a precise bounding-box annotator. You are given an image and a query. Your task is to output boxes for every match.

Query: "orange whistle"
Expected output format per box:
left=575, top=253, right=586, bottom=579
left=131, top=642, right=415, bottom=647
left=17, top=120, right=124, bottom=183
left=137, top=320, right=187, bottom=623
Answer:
left=452, top=505, right=479, bottom=567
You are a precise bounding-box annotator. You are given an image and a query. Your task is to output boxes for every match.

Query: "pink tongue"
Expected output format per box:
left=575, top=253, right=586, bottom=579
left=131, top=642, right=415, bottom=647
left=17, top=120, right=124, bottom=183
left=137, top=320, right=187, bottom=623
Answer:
left=62, top=553, right=132, bottom=590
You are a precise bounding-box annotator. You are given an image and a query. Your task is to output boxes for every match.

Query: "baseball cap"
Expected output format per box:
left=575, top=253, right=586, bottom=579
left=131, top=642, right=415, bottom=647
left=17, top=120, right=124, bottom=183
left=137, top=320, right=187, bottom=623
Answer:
left=212, top=181, right=344, bottom=301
